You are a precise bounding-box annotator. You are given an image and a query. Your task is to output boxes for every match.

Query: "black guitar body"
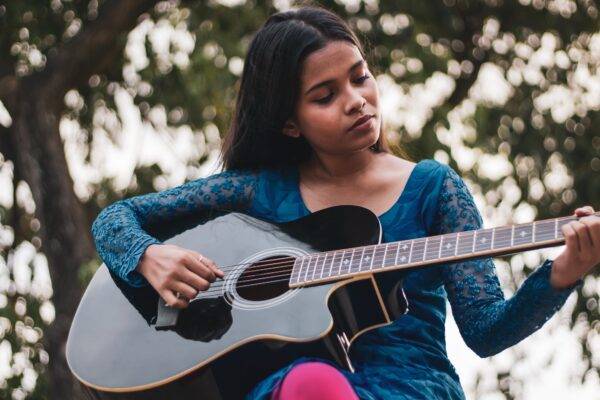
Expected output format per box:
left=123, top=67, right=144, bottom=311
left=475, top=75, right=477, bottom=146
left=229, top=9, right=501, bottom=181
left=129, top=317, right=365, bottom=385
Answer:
left=67, top=206, right=409, bottom=399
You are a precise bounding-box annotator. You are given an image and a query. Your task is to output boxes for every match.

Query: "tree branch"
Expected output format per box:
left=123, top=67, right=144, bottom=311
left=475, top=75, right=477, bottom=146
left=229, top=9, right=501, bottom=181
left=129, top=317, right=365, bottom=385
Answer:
left=41, top=0, right=159, bottom=100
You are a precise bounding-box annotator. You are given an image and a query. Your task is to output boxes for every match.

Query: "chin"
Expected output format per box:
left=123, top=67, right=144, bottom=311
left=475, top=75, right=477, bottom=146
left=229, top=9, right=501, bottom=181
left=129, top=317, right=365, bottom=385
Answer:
left=366, top=129, right=381, bottom=147
left=349, top=132, right=380, bottom=153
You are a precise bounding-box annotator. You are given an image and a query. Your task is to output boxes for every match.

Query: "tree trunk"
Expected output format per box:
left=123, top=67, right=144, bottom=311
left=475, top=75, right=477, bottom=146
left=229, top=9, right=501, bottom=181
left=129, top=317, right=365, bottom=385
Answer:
left=0, top=1, right=161, bottom=397
left=5, top=76, right=94, bottom=398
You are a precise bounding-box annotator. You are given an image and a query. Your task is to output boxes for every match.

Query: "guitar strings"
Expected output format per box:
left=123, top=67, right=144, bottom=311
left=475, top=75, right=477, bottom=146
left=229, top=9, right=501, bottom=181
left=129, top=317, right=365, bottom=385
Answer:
left=191, top=229, right=566, bottom=290
left=191, top=213, right=580, bottom=276
left=183, top=233, right=560, bottom=297
left=173, top=213, right=586, bottom=297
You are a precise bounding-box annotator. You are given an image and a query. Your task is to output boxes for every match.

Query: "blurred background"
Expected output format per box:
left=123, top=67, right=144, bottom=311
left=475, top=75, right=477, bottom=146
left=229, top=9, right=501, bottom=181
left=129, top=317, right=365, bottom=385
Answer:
left=0, top=0, right=599, bottom=399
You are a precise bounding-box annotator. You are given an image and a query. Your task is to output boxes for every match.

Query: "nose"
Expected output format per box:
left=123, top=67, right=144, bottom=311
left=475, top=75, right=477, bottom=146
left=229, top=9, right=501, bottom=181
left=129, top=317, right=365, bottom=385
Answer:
left=344, top=86, right=367, bottom=115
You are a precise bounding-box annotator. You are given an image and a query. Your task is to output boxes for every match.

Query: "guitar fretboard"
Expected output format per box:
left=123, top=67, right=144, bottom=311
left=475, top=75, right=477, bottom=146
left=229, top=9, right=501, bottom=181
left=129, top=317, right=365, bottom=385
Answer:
left=289, top=212, right=598, bottom=287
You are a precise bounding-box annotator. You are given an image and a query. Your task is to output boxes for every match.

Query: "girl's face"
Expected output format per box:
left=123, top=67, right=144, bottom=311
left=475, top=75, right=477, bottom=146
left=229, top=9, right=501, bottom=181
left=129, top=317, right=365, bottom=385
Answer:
left=283, top=40, right=380, bottom=156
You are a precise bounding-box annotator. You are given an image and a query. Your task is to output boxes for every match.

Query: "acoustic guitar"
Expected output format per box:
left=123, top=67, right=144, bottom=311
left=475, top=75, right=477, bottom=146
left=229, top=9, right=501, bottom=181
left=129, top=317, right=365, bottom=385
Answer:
left=66, top=205, right=594, bottom=399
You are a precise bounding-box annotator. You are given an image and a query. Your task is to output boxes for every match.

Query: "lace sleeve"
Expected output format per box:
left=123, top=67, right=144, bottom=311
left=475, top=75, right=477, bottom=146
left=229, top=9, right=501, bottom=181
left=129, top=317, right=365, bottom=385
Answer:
left=435, top=166, right=579, bottom=357
left=91, top=170, right=258, bottom=287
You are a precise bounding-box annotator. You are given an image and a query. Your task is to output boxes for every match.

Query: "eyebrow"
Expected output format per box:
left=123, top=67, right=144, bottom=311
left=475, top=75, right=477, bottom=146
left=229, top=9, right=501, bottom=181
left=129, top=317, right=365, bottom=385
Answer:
left=304, top=59, right=365, bottom=96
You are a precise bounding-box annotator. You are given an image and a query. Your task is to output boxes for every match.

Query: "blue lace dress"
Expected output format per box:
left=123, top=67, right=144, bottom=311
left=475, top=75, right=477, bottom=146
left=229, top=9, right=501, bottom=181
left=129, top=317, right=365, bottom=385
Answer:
left=91, top=159, right=579, bottom=400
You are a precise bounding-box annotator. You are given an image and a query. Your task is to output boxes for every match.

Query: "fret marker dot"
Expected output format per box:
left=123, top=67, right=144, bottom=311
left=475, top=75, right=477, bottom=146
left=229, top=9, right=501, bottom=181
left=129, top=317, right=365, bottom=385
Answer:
left=481, top=238, right=487, bottom=243
left=446, top=243, right=452, bottom=249
left=343, top=259, right=349, bottom=265
left=365, top=256, right=371, bottom=261
left=402, top=245, right=408, bottom=250
left=400, top=256, right=406, bottom=262
left=520, top=231, right=526, bottom=237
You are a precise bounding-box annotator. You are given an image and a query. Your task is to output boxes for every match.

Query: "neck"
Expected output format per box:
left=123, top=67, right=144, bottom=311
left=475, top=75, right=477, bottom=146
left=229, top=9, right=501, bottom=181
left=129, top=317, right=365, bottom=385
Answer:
left=307, top=149, right=378, bottom=180
left=289, top=211, right=600, bottom=287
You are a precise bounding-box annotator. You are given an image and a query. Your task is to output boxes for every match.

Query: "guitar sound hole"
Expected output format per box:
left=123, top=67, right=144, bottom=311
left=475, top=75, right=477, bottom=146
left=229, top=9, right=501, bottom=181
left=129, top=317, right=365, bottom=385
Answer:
left=236, top=255, right=294, bottom=301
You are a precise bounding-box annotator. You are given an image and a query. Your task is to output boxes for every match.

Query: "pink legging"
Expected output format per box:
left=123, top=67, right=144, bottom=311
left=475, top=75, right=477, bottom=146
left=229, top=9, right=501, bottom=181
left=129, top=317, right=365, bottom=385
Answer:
left=270, top=362, right=359, bottom=400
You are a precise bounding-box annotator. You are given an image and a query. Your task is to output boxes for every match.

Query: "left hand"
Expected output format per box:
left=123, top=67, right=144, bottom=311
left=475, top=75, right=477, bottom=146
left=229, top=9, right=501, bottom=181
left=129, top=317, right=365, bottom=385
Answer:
left=550, top=206, right=600, bottom=289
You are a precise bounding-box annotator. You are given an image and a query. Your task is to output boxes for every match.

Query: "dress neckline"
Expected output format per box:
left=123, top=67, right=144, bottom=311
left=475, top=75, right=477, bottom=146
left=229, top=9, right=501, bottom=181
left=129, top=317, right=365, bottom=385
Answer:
left=290, top=159, right=427, bottom=220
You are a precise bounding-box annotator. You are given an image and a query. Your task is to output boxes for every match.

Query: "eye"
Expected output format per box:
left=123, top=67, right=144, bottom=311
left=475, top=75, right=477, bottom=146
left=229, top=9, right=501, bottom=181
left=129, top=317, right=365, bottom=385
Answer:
left=316, top=93, right=334, bottom=104
left=355, top=74, right=369, bottom=84
left=314, top=75, right=370, bottom=104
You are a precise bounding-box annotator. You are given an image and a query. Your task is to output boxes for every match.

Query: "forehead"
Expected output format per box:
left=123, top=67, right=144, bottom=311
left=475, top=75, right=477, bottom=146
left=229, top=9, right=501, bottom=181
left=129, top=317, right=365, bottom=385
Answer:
left=301, top=41, right=363, bottom=84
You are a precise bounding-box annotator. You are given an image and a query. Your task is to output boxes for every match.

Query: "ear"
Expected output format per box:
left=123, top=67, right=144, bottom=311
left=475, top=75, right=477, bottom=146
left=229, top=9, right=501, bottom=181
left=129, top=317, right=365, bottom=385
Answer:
left=282, top=119, right=301, bottom=138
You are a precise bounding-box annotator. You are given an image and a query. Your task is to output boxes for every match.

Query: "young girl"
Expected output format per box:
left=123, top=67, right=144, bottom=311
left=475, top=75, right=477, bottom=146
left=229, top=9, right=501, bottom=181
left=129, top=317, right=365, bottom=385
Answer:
left=91, top=5, right=600, bottom=400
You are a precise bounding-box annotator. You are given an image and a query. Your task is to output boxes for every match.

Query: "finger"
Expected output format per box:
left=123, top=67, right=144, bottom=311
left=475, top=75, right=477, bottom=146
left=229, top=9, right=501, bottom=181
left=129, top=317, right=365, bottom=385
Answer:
left=163, top=290, right=189, bottom=309
left=183, top=254, right=216, bottom=282
left=178, top=267, right=211, bottom=292
left=572, top=221, right=593, bottom=254
left=193, top=253, right=224, bottom=279
left=170, top=280, right=199, bottom=300
left=198, top=253, right=224, bottom=278
left=580, top=216, right=600, bottom=249
left=574, top=206, right=594, bottom=216
left=562, top=223, right=579, bottom=253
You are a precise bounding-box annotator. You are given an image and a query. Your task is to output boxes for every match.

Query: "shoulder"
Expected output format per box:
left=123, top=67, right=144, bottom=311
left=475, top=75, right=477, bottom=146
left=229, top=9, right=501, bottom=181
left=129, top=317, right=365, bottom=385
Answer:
left=410, top=160, right=479, bottom=232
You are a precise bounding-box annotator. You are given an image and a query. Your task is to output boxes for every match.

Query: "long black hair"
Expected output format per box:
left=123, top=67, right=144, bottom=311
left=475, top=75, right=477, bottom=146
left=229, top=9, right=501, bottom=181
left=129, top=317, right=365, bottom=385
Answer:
left=221, top=4, right=397, bottom=171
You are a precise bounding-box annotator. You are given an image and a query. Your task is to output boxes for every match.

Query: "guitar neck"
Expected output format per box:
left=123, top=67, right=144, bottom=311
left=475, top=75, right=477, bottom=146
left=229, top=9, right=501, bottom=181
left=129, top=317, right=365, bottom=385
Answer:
left=289, top=211, right=600, bottom=287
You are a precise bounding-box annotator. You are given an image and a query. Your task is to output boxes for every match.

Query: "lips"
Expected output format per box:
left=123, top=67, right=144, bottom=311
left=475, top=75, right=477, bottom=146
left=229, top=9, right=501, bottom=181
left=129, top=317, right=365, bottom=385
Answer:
left=348, top=114, right=374, bottom=131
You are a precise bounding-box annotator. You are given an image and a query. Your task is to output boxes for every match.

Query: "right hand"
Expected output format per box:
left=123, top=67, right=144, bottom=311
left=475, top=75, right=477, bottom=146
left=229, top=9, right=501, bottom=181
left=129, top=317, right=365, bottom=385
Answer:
left=137, top=244, right=224, bottom=308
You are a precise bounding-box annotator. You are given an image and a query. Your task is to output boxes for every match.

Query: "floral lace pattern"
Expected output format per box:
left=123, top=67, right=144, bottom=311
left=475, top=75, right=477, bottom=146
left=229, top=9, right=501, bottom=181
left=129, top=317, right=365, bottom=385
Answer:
left=91, top=170, right=258, bottom=286
left=437, top=167, right=578, bottom=357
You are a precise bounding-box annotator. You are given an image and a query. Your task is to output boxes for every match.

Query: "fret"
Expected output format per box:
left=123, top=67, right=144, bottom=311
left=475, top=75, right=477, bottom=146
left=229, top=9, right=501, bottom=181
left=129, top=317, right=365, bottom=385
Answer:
left=534, top=220, right=556, bottom=242
left=424, top=236, right=441, bottom=261
left=474, top=229, right=493, bottom=252
left=369, top=246, right=377, bottom=271
left=362, top=246, right=376, bottom=271
left=359, top=248, right=366, bottom=270
left=310, top=254, right=320, bottom=280
left=332, top=250, right=344, bottom=277
left=491, top=228, right=495, bottom=249
left=337, top=250, right=344, bottom=275
left=345, top=249, right=355, bottom=274
left=319, top=253, right=329, bottom=279
left=349, top=247, right=364, bottom=274
left=410, top=239, right=426, bottom=263
left=493, top=226, right=512, bottom=250
left=554, top=218, right=558, bottom=239
left=514, top=224, right=533, bottom=245
left=472, top=230, right=477, bottom=253
left=394, top=242, right=400, bottom=265
left=327, top=252, right=335, bottom=278
left=372, top=244, right=386, bottom=271
left=381, top=244, right=389, bottom=268
left=396, top=241, right=411, bottom=265
left=556, top=217, right=574, bottom=238
left=291, top=257, right=304, bottom=284
left=511, top=225, right=514, bottom=246
left=440, top=233, right=458, bottom=258
left=385, top=243, right=396, bottom=267
left=457, top=231, right=475, bottom=256
left=304, top=255, right=314, bottom=282
left=423, top=237, right=428, bottom=261
left=454, top=232, right=459, bottom=256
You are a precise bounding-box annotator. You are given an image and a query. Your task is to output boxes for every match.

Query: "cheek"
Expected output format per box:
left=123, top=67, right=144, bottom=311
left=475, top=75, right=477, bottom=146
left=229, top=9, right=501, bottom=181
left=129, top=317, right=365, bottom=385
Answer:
left=367, top=80, right=379, bottom=104
left=300, top=107, right=340, bottom=134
